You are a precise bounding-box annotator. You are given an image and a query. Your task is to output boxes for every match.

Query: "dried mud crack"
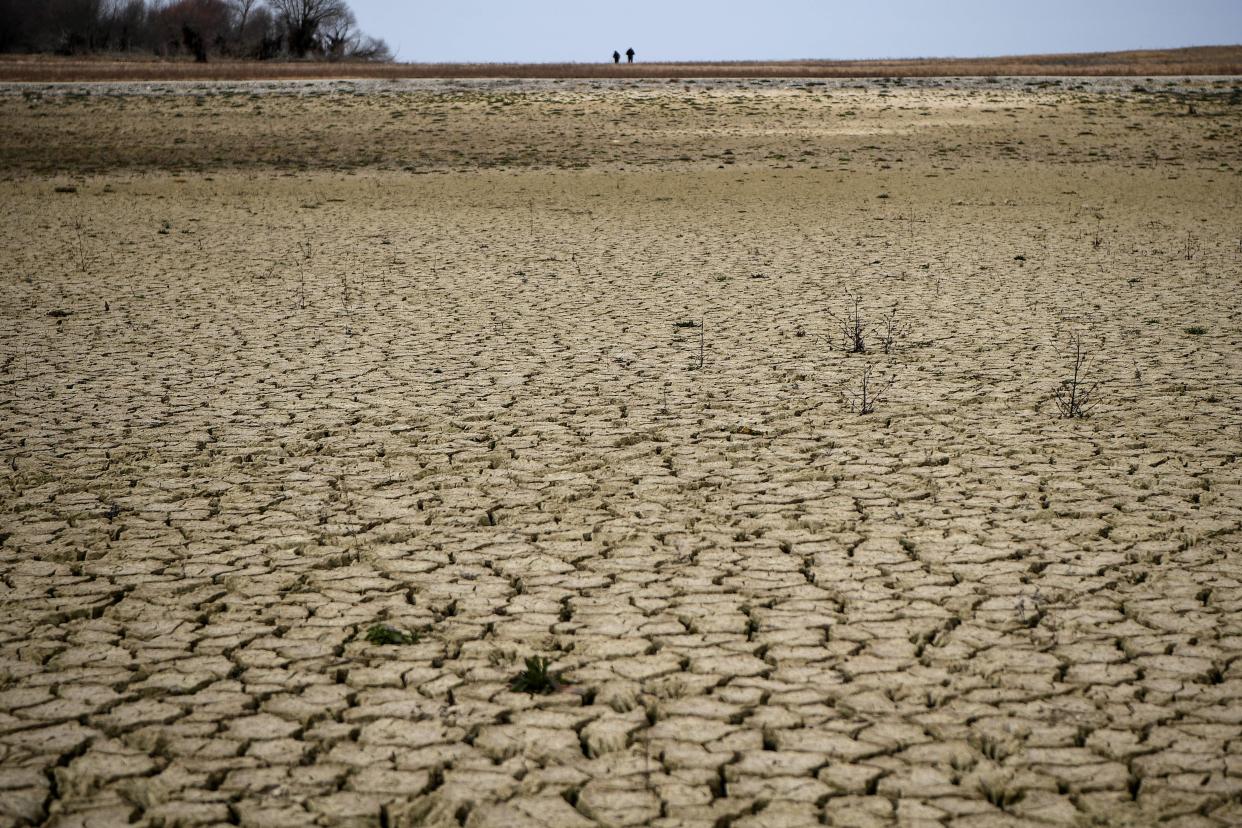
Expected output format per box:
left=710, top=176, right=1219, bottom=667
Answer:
left=1, top=76, right=1241, bottom=827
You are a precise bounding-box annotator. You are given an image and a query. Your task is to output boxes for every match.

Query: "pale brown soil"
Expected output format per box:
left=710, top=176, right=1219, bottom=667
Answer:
left=1, top=77, right=1241, bottom=828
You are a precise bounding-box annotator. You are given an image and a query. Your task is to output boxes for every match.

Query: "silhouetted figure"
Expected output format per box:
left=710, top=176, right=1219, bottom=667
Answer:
left=626, top=47, right=635, bottom=64
left=613, top=50, right=620, bottom=64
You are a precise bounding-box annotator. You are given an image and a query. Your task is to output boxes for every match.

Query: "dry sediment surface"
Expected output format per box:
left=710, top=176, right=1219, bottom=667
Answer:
left=1, top=77, right=1241, bottom=827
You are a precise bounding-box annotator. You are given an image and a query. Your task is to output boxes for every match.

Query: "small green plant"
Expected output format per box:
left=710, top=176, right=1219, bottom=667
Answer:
left=509, top=655, right=561, bottom=694
left=364, top=624, right=417, bottom=646
left=1185, top=325, right=1207, bottom=335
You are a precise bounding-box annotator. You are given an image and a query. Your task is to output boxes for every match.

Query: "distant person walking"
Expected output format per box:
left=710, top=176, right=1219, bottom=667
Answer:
left=626, top=47, right=635, bottom=64
left=613, top=50, right=620, bottom=64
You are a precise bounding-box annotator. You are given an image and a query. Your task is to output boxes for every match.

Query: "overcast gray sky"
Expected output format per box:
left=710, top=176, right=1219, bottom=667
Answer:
left=347, top=0, right=1242, bottom=63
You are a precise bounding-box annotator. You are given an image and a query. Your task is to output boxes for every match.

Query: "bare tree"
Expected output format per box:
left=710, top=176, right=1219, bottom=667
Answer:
left=349, top=33, right=391, bottom=61
left=0, top=0, right=27, bottom=51
left=297, top=4, right=389, bottom=60
left=267, top=0, right=347, bottom=57
left=49, top=0, right=107, bottom=53
left=0, top=0, right=387, bottom=59
left=227, top=0, right=258, bottom=52
left=241, top=4, right=280, bottom=58
left=319, top=6, right=354, bottom=58
left=109, top=0, right=149, bottom=52
left=151, top=0, right=231, bottom=59
left=2, top=0, right=143, bottom=53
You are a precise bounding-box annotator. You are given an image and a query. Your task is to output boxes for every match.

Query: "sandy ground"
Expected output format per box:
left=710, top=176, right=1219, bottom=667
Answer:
left=1, top=78, right=1241, bottom=827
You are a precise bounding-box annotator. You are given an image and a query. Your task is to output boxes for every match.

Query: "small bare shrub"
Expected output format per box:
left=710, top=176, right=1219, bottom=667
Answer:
left=843, top=363, right=895, bottom=415
left=823, top=293, right=910, bottom=355
left=877, top=305, right=912, bottom=355
left=825, top=292, right=867, bottom=353
left=1053, top=330, right=1103, bottom=418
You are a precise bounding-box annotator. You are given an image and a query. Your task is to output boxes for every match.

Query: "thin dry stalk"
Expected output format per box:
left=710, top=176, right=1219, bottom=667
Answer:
left=689, top=319, right=706, bottom=371
left=1053, top=331, right=1103, bottom=418
left=71, top=220, right=90, bottom=274
left=296, top=238, right=312, bottom=310
left=843, top=363, right=895, bottom=415
left=878, top=305, right=912, bottom=355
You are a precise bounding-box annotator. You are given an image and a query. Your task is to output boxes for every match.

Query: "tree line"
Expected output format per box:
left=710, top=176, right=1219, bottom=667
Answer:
left=0, top=0, right=392, bottom=61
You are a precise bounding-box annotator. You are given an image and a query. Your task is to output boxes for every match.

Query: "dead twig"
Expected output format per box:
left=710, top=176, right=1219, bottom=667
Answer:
left=1052, top=330, right=1103, bottom=418
left=843, top=362, right=895, bottom=415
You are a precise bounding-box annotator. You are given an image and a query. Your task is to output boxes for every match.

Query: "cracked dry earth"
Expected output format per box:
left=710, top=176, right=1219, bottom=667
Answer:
left=1, top=78, right=1242, bottom=828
